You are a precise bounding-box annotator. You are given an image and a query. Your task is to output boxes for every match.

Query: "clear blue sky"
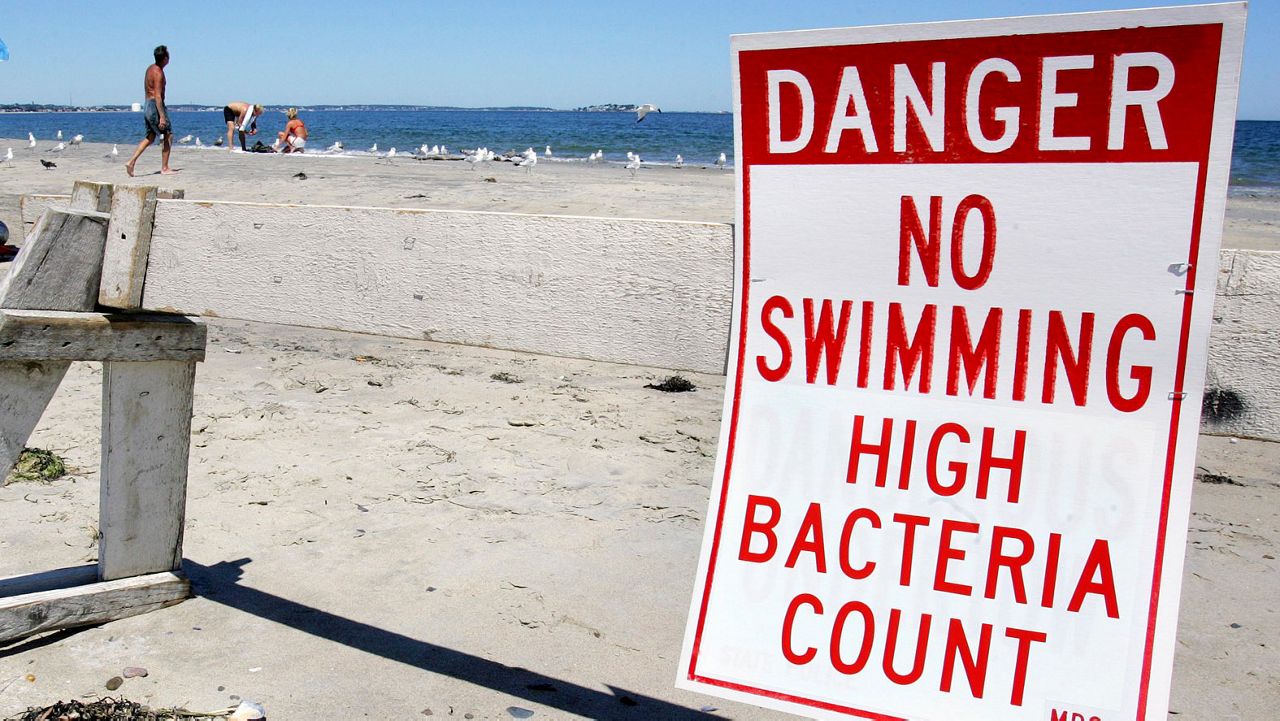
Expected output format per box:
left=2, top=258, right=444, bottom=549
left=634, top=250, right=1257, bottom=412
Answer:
left=0, top=1, right=1275, bottom=118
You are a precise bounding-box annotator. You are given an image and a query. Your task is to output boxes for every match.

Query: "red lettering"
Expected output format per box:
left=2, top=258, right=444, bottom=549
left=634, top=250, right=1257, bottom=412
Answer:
left=985, top=526, right=1034, bottom=604
left=781, top=593, right=822, bottom=665
left=883, top=608, right=932, bottom=685
left=1005, top=626, right=1048, bottom=706
left=926, top=422, right=970, bottom=496
left=977, top=427, right=1027, bottom=503
left=839, top=508, right=880, bottom=580
left=785, top=502, right=828, bottom=573
left=857, top=301, right=874, bottom=388
left=1043, top=310, right=1095, bottom=406
left=947, top=306, right=1002, bottom=399
left=1041, top=532, right=1063, bottom=608
left=847, top=415, right=892, bottom=488
left=738, top=495, right=781, bottom=563
left=950, top=195, right=997, bottom=290
left=940, top=618, right=992, bottom=698
left=893, top=513, right=931, bottom=586
left=1106, top=313, right=1156, bottom=412
left=1013, top=308, right=1032, bottom=401
left=899, top=195, right=942, bottom=286
left=885, top=302, right=937, bottom=392
left=935, top=519, right=980, bottom=595
left=803, top=298, right=854, bottom=385
left=1068, top=539, right=1120, bottom=619
left=831, top=601, right=875, bottom=674
left=757, top=295, right=794, bottom=382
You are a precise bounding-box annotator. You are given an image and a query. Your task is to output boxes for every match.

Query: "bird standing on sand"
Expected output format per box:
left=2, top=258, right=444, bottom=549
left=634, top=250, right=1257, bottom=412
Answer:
left=545, top=145, right=552, bottom=157
left=178, top=134, right=193, bottom=144
left=387, top=147, right=396, bottom=158
left=49, top=142, right=65, bottom=153
left=369, top=143, right=378, bottom=153
left=26, top=132, right=36, bottom=149
left=675, top=154, right=683, bottom=168
left=716, top=152, right=727, bottom=170
left=3, top=148, right=12, bottom=166
left=40, top=159, right=56, bottom=169
left=56, top=130, right=62, bottom=141
left=195, top=137, right=203, bottom=147
left=626, top=153, right=641, bottom=177
left=515, top=148, right=537, bottom=173
left=635, top=104, right=660, bottom=123
left=70, top=134, right=83, bottom=148
left=109, top=145, right=119, bottom=157
left=327, top=141, right=343, bottom=153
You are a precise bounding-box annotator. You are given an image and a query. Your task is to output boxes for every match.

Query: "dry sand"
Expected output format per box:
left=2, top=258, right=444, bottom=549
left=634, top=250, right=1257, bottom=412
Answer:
left=0, top=140, right=1276, bottom=720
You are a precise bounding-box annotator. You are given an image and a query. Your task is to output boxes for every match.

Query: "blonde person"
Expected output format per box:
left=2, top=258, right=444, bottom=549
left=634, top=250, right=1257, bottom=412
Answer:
left=277, top=108, right=308, bottom=153
left=224, top=101, right=264, bottom=151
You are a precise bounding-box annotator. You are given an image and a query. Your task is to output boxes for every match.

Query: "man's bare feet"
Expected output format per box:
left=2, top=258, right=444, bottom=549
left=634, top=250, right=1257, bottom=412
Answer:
left=160, top=168, right=179, bottom=174
left=125, top=162, right=135, bottom=177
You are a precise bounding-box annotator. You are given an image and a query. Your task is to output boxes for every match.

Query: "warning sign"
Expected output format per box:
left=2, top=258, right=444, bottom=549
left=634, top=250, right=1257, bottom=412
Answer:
left=679, top=6, right=1245, bottom=721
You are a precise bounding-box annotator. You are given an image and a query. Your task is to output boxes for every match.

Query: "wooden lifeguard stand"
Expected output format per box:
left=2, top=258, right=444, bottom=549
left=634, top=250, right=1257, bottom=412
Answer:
left=0, top=181, right=205, bottom=644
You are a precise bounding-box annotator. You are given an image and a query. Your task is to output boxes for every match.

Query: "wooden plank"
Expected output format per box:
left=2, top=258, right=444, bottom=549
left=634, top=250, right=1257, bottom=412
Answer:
left=99, top=360, right=196, bottom=580
left=0, top=571, right=189, bottom=644
left=69, top=180, right=114, bottom=213
left=0, top=360, right=70, bottom=477
left=0, top=209, right=110, bottom=312
left=19, top=194, right=65, bottom=242
left=0, top=565, right=98, bottom=598
left=142, top=200, right=736, bottom=373
left=0, top=309, right=206, bottom=362
left=99, top=186, right=159, bottom=309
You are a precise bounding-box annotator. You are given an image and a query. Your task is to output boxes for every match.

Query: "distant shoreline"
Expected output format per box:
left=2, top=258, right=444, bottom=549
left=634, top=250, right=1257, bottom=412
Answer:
left=0, top=105, right=732, bottom=114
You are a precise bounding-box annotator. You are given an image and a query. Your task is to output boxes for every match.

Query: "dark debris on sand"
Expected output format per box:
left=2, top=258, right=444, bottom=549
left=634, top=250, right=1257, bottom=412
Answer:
left=645, top=376, right=696, bottom=393
left=3, top=697, right=225, bottom=721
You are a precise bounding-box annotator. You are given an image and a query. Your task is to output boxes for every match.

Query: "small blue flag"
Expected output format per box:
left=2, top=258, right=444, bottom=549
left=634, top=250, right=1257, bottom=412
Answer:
left=0, top=37, right=8, bottom=62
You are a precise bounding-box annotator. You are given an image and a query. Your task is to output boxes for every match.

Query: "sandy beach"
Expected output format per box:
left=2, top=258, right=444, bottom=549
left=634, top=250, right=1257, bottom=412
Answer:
left=0, top=140, right=1276, bottom=719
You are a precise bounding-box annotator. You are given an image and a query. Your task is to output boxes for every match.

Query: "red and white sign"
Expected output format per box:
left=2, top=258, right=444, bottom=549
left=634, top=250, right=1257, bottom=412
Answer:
left=679, top=6, right=1245, bottom=721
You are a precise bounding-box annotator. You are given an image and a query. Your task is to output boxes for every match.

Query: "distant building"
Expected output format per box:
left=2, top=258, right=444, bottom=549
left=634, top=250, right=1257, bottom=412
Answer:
left=131, top=102, right=141, bottom=112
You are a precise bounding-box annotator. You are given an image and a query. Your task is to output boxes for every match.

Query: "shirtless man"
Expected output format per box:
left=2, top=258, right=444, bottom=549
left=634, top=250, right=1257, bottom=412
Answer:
left=224, top=101, right=264, bottom=152
left=276, top=108, right=308, bottom=153
left=125, top=45, right=175, bottom=176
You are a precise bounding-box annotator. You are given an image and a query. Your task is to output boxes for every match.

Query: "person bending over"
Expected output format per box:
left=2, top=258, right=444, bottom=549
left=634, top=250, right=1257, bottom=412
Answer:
left=224, top=101, right=264, bottom=152
left=276, top=108, right=308, bottom=153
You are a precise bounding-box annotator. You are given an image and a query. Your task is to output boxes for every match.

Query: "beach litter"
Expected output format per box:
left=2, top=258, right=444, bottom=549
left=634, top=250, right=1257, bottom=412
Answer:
left=645, top=376, right=696, bottom=393
left=4, top=448, right=67, bottom=485
left=3, top=697, right=239, bottom=720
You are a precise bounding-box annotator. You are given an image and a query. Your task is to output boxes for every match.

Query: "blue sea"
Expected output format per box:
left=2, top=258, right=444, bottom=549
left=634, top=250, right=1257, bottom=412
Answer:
left=0, top=109, right=734, bottom=167
left=0, top=111, right=1276, bottom=185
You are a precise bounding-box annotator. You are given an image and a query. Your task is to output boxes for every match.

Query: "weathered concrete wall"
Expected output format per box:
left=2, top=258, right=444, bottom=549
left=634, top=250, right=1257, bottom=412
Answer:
left=1205, top=250, right=1280, bottom=439
left=141, top=200, right=734, bottom=373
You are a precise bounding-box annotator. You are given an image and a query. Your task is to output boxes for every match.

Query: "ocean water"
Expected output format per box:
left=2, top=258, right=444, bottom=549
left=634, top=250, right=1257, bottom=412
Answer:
left=0, top=109, right=734, bottom=167
left=0, top=111, right=1276, bottom=184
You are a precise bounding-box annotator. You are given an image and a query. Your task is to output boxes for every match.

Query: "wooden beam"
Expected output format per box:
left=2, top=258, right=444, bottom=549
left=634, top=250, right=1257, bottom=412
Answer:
left=0, top=360, right=70, bottom=478
left=99, top=360, right=196, bottom=580
left=0, top=208, right=110, bottom=312
left=100, top=186, right=159, bottom=309
left=0, top=309, right=206, bottom=362
left=70, top=180, right=114, bottom=213
left=0, top=571, right=189, bottom=644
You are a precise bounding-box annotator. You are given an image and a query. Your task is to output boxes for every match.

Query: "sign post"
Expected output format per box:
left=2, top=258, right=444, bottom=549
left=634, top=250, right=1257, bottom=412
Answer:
left=680, top=5, right=1246, bottom=720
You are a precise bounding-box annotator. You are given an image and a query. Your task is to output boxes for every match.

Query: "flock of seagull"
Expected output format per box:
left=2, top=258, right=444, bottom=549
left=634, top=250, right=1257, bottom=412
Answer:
left=6, top=120, right=732, bottom=174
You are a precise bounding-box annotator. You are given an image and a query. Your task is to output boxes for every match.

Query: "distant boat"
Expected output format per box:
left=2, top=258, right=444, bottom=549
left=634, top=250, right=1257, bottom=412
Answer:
left=131, top=102, right=142, bottom=112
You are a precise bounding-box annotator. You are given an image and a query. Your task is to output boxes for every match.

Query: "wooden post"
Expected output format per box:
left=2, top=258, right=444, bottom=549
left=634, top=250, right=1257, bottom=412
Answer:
left=100, top=186, right=159, bottom=309
left=99, top=360, right=197, bottom=580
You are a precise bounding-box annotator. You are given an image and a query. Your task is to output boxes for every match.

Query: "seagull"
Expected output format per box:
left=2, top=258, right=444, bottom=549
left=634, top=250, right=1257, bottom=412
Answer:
left=431, top=145, right=440, bottom=155
left=27, top=132, right=36, bottom=149
left=635, top=103, right=660, bottom=123
left=49, top=142, right=65, bottom=153
left=716, top=152, right=727, bottom=170
left=195, top=137, right=203, bottom=147
left=626, top=153, right=641, bottom=177
left=214, top=137, right=225, bottom=147
left=545, top=145, right=552, bottom=157
left=109, top=145, right=119, bottom=157
left=465, top=147, right=485, bottom=170
left=418, top=144, right=430, bottom=156
left=675, top=154, right=683, bottom=168
left=70, top=134, right=83, bottom=147
left=327, top=141, right=343, bottom=153
left=441, top=145, right=448, bottom=156
left=178, top=134, right=193, bottom=144
left=369, top=142, right=378, bottom=153
left=40, top=159, right=56, bottom=169
left=626, top=151, right=636, bottom=162
left=3, top=148, right=12, bottom=166
left=56, top=130, right=63, bottom=141
left=515, top=148, right=537, bottom=173
left=387, top=147, right=396, bottom=157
